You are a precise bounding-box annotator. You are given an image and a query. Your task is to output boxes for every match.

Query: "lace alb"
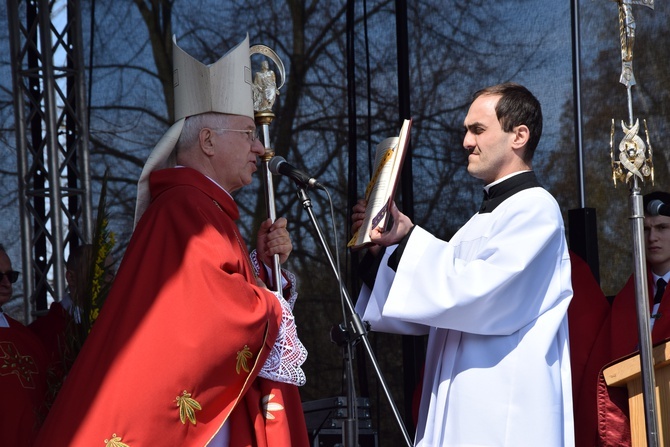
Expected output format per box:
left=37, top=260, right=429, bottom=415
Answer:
left=250, top=251, right=307, bottom=386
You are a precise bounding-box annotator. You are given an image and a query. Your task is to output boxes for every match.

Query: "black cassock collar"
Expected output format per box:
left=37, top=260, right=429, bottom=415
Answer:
left=479, top=171, right=543, bottom=214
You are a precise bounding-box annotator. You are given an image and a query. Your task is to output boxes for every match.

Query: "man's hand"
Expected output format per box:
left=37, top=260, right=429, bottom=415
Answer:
left=370, top=201, right=413, bottom=246
left=351, top=198, right=368, bottom=236
left=351, top=199, right=414, bottom=251
left=257, top=217, right=292, bottom=265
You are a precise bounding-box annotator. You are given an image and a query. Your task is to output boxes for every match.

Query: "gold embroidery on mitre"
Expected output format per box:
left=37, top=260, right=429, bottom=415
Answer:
left=176, top=390, right=202, bottom=425
left=236, top=345, right=253, bottom=374
left=262, top=393, right=284, bottom=420
left=104, top=433, right=130, bottom=447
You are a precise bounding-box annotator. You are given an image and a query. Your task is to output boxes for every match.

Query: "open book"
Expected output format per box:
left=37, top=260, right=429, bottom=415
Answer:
left=348, top=118, right=412, bottom=250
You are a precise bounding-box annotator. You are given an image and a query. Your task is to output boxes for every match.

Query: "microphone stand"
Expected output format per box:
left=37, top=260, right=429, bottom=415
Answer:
left=294, top=185, right=413, bottom=447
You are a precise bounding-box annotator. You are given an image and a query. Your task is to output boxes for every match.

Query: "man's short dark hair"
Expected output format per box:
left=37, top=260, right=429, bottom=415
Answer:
left=473, top=83, right=543, bottom=162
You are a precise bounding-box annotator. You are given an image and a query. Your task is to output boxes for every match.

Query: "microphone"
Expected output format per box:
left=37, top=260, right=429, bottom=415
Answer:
left=647, top=199, right=670, bottom=217
left=268, top=156, right=325, bottom=190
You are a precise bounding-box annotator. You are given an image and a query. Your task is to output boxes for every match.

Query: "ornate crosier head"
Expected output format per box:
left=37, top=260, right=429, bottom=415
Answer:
left=607, top=0, right=656, bottom=188
left=610, top=118, right=654, bottom=187
left=250, top=45, right=285, bottom=117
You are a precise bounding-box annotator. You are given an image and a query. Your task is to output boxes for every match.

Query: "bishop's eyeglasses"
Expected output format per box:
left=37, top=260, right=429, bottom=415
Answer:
left=211, top=128, right=259, bottom=143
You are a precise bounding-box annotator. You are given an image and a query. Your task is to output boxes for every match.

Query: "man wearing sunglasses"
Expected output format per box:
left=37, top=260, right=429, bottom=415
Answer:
left=0, top=261, right=19, bottom=310
left=0, top=244, right=48, bottom=447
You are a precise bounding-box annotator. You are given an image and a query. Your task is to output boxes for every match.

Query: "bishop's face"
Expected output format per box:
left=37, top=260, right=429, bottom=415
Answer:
left=210, top=116, right=265, bottom=193
left=0, top=251, right=14, bottom=307
left=462, top=94, right=517, bottom=184
left=644, top=214, right=670, bottom=276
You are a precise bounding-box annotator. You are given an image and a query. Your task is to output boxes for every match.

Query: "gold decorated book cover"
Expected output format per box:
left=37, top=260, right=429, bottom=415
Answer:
left=348, top=118, right=412, bottom=250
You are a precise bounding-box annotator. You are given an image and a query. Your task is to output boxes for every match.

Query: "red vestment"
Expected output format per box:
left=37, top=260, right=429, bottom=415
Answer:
left=567, top=252, right=610, bottom=447
left=0, top=314, right=49, bottom=447
left=29, top=301, right=71, bottom=381
left=34, top=167, right=309, bottom=447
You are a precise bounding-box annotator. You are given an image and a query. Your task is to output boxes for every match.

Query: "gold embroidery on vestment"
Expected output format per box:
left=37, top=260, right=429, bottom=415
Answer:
left=0, top=341, right=39, bottom=388
left=104, top=433, right=130, bottom=447
left=236, top=345, right=253, bottom=374
left=176, top=390, right=202, bottom=425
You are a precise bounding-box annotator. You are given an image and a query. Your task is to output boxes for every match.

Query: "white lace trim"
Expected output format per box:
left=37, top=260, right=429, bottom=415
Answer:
left=250, top=251, right=307, bottom=386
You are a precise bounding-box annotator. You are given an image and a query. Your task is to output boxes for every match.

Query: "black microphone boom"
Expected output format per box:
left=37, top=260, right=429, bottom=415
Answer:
left=647, top=199, right=670, bottom=217
left=268, top=156, right=325, bottom=190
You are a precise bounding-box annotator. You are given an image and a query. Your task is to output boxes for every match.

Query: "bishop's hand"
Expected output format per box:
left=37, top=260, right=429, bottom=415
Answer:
left=257, top=217, right=292, bottom=265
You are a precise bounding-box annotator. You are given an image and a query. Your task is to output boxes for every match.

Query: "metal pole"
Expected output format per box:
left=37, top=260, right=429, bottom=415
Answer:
left=571, top=0, right=586, bottom=207
left=607, top=1, right=659, bottom=445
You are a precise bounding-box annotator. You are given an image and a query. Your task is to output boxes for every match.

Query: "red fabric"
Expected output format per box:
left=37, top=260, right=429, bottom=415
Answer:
left=34, top=168, right=309, bottom=447
left=229, top=378, right=308, bottom=446
left=567, top=252, right=611, bottom=447
left=610, top=271, right=670, bottom=359
left=0, top=314, right=49, bottom=447
left=29, top=301, right=71, bottom=379
left=595, top=268, right=670, bottom=446
left=596, top=358, right=631, bottom=447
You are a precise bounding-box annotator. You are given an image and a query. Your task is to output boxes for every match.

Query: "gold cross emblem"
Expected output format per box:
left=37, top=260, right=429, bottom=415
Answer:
left=0, top=341, right=39, bottom=388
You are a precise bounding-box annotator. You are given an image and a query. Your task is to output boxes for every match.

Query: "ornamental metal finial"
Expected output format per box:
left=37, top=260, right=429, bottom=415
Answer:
left=613, top=0, right=654, bottom=88
left=608, top=0, right=655, bottom=187
left=610, top=117, right=654, bottom=187
left=250, top=45, right=285, bottom=116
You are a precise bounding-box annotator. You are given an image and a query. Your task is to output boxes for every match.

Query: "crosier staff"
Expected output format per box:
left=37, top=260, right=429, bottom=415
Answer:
left=251, top=45, right=286, bottom=293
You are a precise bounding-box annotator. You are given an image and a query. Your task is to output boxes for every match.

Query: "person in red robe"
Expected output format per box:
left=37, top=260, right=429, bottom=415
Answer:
left=567, top=251, right=611, bottom=447
left=29, top=245, right=94, bottom=383
left=594, top=190, right=670, bottom=446
left=34, top=35, right=309, bottom=447
left=0, top=244, right=49, bottom=447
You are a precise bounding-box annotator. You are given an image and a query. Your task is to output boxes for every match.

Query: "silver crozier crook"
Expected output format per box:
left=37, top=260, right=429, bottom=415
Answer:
left=250, top=45, right=286, bottom=293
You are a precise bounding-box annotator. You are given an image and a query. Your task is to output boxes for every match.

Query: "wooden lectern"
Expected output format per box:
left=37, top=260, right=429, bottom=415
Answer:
left=603, top=341, right=670, bottom=446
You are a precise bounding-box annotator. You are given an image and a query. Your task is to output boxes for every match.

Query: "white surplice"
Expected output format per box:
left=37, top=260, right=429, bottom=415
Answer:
left=356, top=186, right=574, bottom=447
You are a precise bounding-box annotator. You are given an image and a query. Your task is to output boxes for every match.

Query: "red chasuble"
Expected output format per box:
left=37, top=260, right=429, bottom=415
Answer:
left=0, top=315, right=49, bottom=447
left=34, top=168, right=309, bottom=447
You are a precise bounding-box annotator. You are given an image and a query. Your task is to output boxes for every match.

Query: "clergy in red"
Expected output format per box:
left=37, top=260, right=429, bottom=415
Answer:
left=34, top=112, right=309, bottom=446
left=0, top=246, right=49, bottom=447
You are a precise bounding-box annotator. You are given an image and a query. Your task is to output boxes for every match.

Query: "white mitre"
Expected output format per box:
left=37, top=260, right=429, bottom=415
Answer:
left=134, top=34, right=254, bottom=226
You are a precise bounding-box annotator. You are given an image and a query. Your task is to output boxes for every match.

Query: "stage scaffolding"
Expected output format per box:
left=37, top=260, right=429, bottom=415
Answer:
left=7, top=0, right=92, bottom=323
